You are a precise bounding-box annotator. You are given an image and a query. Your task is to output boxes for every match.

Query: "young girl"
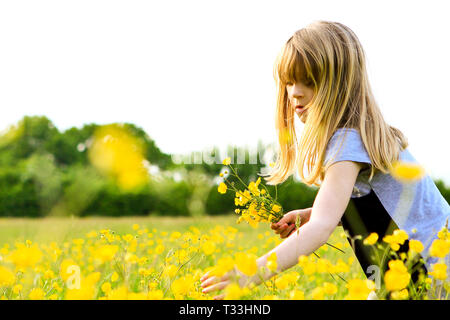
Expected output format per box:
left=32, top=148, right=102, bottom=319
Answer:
left=200, top=20, right=450, bottom=300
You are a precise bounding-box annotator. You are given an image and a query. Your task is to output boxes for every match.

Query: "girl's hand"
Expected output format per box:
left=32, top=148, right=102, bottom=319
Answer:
left=200, top=268, right=250, bottom=300
left=270, top=207, right=312, bottom=238
left=200, top=270, right=233, bottom=300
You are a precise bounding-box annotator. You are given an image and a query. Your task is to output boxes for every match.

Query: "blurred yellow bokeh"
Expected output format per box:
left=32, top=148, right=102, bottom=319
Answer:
left=88, top=124, right=149, bottom=191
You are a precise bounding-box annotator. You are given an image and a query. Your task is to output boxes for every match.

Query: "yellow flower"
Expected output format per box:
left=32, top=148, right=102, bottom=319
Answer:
left=147, top=290, right=164, bottom=300
left=384, top=260, right=411, bottom=291
left=171, top=275, right=195, bottom=296
left=218, top=182, right=227, bottom=194
left=106, top=286, right=129, bottom=300
left=12, top=284, right=23, bottom=294
left=363, top=233, right=379, bottom=245
left=111, top=271, right=119, bottom=282
left=235, top=190, right=251, bottom=206
left=155, top=244, right=165, bottom=255
left=224, top=283, right=245, bottom=300
left=390, top=160, right=426, bottom=183
left=329, top=257, right=353, bottom=273
left=302, top=262, right=316, bottom=275
left=271, top=204, right=281, bottom=213
left=262, top=294, right=279, bottom=300
left=316, top=259, right=331, bottom=274
left=86, top=230, right=98, bottom=238
left=29, top=288, right=45, bottom=300
left=391, top=289, right=409, bottom=300
left=383, top=229, right=409, bottom=251
left=323, top=282, right=338, bottom=295
left=429, top=263, right=447, bottom=281
left=202, top=242, right=216, bottom=256
left=437, top=226, right=450, bottom=241
left=311, top=287, right=325, bottom=300
left=101, top=282, right=112, bottom=293
left=408, top=239, right=424, bottom=253
left=163, top=264, right=178, bottom=278
left=345, top=279, right=376, bottom=300
left=222, top=157, right=231, bottom=165
left=289, top=289, right=305, bottom=300
left=248, top=178, right=261, bottom=196
left=429, top=238, right=450, bottom=258
left=128, top=292, right=147, bottom=300
left=0, top=266, right=15, bottom=287
left=211, top=256, right=235, bottom=277
left=72, top=238, right=85, bottom=246
left=93, top=245, right=119, bottom=263
left=7, top=244, right=42, bottom=268
left=234, top=252, right=258, bottom=276
left=275, top=275, right=290, bottom=290
left=394, top=229, right=409, bottom=243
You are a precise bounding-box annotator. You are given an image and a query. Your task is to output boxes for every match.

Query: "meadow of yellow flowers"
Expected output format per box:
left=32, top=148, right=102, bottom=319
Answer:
left=0, top=214, right=448, bottom=300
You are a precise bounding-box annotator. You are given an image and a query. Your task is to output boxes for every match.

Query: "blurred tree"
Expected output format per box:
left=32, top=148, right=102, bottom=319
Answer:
left=46, top=123, right=98, bottom=166
left=0, top=116, right=58, bottom=162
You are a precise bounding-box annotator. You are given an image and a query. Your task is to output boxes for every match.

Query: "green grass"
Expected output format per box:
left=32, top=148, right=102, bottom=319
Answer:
left=0, top=215, right=247, bottom=244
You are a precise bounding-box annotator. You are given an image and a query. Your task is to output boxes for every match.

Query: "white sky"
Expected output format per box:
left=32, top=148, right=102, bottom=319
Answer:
left=1, top=0, right=450, bottom=184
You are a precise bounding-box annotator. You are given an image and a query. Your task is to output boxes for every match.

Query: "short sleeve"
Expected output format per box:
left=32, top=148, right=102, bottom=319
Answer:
left=324, top=128, right=372, bottom=168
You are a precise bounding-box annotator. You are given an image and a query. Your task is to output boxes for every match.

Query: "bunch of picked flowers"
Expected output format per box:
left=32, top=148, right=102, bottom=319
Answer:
left=217, top=157, right=289, bottom=229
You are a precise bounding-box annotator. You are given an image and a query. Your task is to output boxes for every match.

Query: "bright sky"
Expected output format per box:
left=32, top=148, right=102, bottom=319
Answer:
left=1, top=0, right=449, bottom=183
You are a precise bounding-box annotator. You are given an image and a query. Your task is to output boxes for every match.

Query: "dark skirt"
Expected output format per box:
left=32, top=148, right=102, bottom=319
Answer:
left=341, top=189, right=428, bottom=299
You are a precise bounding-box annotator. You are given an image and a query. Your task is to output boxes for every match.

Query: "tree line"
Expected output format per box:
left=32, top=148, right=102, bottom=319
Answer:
left=0, top=115, right=448, bottom=218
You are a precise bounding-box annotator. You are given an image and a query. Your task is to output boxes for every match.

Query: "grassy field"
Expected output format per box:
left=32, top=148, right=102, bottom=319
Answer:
left=0, top=215, right=368, bottom=300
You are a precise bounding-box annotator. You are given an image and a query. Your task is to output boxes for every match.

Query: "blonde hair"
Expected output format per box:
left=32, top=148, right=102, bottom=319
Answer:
left=264, top=20, right=408, bottom=187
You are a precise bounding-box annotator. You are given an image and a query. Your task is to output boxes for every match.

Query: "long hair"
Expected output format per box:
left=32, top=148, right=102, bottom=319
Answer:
left=264, top=20, right=408, bottom=187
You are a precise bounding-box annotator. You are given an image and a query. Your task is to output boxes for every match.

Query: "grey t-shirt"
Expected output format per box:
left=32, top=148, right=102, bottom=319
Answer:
left=324, top=128, right=450, bottom=275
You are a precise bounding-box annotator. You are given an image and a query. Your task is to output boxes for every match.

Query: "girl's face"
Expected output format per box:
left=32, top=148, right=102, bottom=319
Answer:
left=286, top=81, right=314, bottom=124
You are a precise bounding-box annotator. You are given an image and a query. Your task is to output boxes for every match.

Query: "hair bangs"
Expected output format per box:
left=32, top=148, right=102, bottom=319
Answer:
left=276, top=40, right=310, bottom=86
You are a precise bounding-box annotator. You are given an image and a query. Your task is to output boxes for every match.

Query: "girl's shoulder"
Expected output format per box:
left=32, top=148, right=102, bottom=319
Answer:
left=324, top=127, right=371, bottom=168
left=327, top=127, right=417, bottom=166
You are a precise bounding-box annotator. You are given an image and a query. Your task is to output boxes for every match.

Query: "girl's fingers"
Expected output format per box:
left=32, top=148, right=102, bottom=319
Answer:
left=202, top=280, right=230, bottom=294
left=201, top=275, right=219, bottom=288
left=200, top=270, right=212, bottom=282
left=214, top=294, right=226, bottom=300
left=273, top=223, right=287, bottom=234
left=280, top=224, right=295, bottom=238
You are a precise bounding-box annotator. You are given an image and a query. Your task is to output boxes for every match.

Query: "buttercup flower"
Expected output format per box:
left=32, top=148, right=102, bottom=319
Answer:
left=363, top=233, right=379, bottom=245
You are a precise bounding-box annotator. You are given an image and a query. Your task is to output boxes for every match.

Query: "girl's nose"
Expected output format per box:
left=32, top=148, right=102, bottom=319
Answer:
left=291, top=84, right=304, bottom=98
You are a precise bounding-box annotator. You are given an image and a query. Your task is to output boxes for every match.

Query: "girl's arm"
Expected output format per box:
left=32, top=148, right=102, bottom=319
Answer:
left=255, top=160, right=363, bottom=277
left=201, top=160, right=363, bottom=297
